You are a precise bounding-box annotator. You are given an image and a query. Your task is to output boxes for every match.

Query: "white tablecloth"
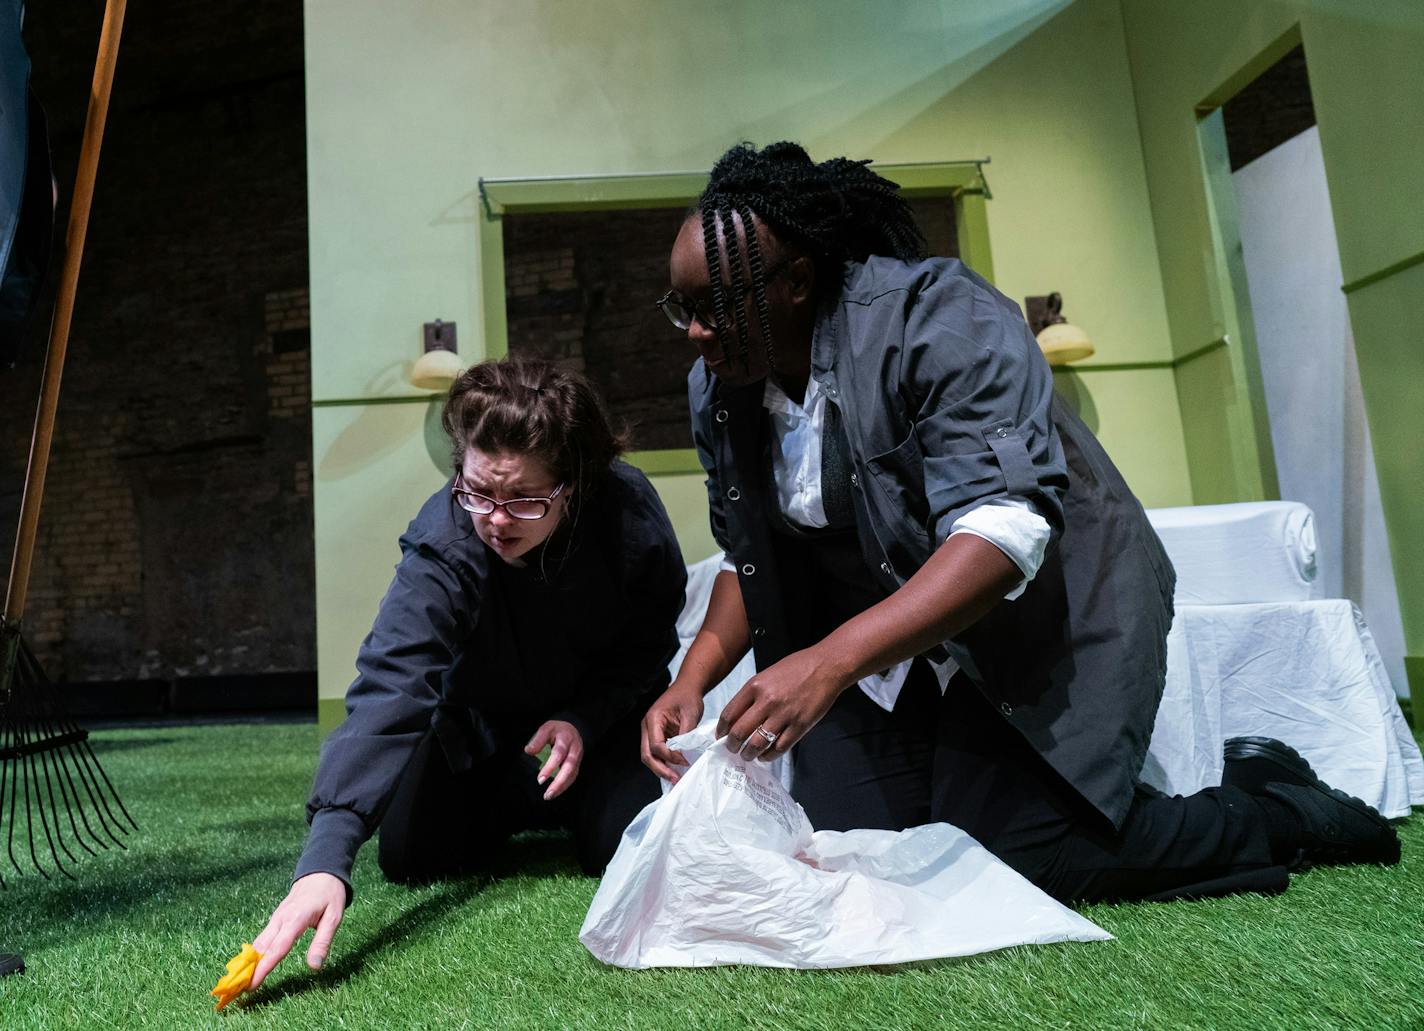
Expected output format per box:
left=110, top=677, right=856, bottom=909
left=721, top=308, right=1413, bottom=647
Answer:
left=1143, top=599, right=1423, bottom=817
left=1146, top=501, right=1321, bottom=605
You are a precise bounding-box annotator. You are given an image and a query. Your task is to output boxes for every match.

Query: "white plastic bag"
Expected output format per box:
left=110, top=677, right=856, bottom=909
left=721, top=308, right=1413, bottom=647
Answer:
left=580, top=721, right=1111, bottom=969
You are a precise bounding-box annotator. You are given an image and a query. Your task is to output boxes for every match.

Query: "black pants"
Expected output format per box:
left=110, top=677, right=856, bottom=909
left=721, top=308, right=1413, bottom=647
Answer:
left=377, top=714, right=658, bottom=883
left=792, top=665, right=1288, bottom=904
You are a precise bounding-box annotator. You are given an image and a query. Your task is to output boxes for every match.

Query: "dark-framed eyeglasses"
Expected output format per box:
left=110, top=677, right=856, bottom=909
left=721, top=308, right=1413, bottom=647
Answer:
left=452, top=475, right=566, bottom=520
left=654, top=258, right=793, bottom=333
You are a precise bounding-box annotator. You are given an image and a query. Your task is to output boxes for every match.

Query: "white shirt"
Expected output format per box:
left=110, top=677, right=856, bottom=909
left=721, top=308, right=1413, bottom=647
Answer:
left=719, top=376, right=1052, bottom=710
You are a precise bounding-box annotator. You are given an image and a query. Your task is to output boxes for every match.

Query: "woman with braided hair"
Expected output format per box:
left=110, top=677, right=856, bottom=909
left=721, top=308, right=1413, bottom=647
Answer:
left=642, top=141, right=1398, bottom=904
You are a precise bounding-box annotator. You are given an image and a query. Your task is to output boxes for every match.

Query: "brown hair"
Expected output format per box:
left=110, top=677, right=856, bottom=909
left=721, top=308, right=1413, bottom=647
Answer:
left=440, top=357, right=629, bottom=508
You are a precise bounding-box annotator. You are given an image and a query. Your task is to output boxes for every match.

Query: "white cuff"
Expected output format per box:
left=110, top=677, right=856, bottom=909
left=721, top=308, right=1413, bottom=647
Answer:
left=947, top=497, right=1051, bottom=601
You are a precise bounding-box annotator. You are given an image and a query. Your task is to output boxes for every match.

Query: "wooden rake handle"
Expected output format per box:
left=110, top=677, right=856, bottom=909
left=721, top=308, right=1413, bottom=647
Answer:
left=3, top=0, right=128, bottom=624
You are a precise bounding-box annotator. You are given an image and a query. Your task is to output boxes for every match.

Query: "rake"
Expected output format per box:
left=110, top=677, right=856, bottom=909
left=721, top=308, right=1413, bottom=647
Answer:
left=1, top=622, right=138, bottom=885
left=1, top=0, right=133, bottom=978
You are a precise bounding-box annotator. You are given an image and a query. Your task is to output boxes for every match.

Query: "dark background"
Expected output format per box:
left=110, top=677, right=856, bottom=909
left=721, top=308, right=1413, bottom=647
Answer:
left=0, top=0, right=314, bottom=711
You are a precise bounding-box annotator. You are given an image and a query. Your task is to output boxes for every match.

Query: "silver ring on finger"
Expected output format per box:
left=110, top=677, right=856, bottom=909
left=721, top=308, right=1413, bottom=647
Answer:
left=736, top=731, right=768, bottom=759
left=754, top=725, right=777, bottom=746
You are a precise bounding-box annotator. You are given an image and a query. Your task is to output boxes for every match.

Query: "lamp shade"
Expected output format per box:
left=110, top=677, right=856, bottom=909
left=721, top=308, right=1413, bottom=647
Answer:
left=409, top=346, right=465, bottom=390
left=1036, top=321, right=1094, bottom=366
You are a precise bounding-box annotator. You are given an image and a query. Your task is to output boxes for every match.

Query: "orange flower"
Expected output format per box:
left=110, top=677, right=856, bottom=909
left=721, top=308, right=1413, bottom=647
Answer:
left=210, top=943, right=263, bottom=1010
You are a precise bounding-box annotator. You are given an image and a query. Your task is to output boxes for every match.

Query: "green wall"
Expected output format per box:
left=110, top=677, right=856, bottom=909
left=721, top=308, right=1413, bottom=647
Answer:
left=305, top=0, right=1197, bottom=718
left=1119, top=0, right=1424, bottom=709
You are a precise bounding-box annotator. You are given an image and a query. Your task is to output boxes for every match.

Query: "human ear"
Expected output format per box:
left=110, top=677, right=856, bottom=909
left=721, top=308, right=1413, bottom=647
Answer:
left=786, top=256, right=816, bottom=305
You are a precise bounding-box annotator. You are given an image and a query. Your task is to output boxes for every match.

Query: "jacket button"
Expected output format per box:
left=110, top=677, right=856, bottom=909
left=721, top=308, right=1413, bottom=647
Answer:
left=741, top=563, right=756, bottom=576
left=880, top=561, right=893, bottom=576
left=996, top=427, right=1008, bottom=438
left=999, top=702, right=1014, bottom=716
left=849, top=472, right=859, bottom=487
left=727, top=487, right=741, bottom=501
left=715, top=410, right=729, bottom=424
left=753, top=626, right=766, bottom=638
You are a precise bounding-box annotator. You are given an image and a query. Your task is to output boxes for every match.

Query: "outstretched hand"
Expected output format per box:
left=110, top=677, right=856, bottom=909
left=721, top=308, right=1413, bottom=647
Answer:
left=250, top=871, right=348, bottom=990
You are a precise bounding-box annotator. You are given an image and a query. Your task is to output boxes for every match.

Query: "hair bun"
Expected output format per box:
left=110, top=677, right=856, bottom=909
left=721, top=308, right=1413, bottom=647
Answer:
left=761, top=141, right=813, bottom=166
left=700, top=140, right=925, bottom=266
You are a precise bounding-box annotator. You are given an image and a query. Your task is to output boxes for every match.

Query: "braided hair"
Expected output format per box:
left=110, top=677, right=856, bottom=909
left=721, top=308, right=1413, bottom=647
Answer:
left=695, top=141, right=925, bottom=371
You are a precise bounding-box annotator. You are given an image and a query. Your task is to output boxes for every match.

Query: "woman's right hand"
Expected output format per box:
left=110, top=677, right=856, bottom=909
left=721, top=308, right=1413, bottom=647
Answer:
left=249, top=872, right=348, bottom=989
left=641, top=680, right=704, bottom=782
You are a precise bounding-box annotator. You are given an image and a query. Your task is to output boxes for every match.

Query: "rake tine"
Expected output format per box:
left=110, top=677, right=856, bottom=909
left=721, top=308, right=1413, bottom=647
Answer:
left=30, top=751, right=75, bottom=880
left=37, top=734, right=88, bottom=864
left=8, top=675, right=39, bottom=879
left=65, top=740, right=127, bottom=850
left=18, top=639, right=132, bottom=846
left=44, top=651, right=137, bottom=838
left=78, top=736, right=136, bottom=834
left=0, top=718, right=10, bottom=889
left=34, top=703, right=104, bottom=857
left=39, top=752, right=81, bottom=875
left=18, top=660, right=102, bottom=857
left=32, top=708, right=123, bottom=852
left=5, top=724, right=23, bottom=880
left=20, top=741, right=54, bottom=880
left=9, top=715, right=33, bottom=879
left=18, top=675, right=81, bottom=870
left=14, top=679, right=75, bottom=879
left=40, top=691, right=137, bottom=839
left=51, top=742, right=103, bottom=857
left=0, top=625, right=137, bottom=885
left=33, top=732, right=77, bottom=880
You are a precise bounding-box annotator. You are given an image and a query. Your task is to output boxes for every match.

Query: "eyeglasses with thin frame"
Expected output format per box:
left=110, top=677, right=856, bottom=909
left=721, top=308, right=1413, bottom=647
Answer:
left=452, top=474, right=566, bottom=520
left=654, top=258, right=793, bottom=333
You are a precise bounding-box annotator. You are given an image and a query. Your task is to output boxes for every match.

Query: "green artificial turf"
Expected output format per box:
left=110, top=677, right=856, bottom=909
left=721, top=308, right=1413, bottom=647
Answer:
left=0, top=723, right=1421, bottom=1030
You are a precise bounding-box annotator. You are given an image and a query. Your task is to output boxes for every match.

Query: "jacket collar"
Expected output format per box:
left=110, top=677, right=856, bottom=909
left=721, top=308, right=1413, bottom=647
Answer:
left=810, top=260, right=860, bottom=381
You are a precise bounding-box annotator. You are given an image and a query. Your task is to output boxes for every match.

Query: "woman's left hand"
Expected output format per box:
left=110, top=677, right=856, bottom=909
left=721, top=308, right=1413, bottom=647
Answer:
left=525, top=720, right=584, bottom=800
left=715, top=646, right=849, bottom=762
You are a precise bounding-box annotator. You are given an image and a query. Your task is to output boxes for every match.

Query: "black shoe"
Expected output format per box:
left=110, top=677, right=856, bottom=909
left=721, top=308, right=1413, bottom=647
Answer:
left=1222, top=736, right=1326, bottom=794
left=1223, top=736, right=1400, bottom=869
left=0, top=953, right=23, bottom=977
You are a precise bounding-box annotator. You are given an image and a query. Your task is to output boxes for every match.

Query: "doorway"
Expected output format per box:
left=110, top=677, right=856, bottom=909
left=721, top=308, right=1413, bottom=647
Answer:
left=1219, top=44, right=1408, bottom=696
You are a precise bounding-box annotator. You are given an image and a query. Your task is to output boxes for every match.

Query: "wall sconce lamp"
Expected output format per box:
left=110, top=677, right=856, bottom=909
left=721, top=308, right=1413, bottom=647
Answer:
left=410, top=319, right=465, bottom=391
left=1025, top=293, right=1094, bottom=366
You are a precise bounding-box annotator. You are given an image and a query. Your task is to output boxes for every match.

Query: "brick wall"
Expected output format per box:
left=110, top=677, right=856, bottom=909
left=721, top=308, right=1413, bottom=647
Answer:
left=1223, top=46, right=1315, bottom=172
left=504, top=208, right=690, bottom=450
left=0, top=0, right=313, bottom=685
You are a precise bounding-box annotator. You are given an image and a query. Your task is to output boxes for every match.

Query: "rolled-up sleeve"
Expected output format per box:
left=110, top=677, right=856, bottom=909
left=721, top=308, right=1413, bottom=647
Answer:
left=903, top=276, right=1068, bottom=544
left=948, top=495, right=1052, bottom=600
left=294, top=541, right=478, bottom=893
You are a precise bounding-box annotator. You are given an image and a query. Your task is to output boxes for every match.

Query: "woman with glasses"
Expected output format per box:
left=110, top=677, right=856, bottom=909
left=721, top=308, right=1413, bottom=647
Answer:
left=641, top=141, right=1397, bottom=906
left=246, top=357, right=686, bottom=988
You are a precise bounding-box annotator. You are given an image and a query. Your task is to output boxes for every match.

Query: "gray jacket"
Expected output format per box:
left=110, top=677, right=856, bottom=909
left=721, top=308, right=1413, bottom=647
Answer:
left=690, top=256, right=1175, bottom=829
